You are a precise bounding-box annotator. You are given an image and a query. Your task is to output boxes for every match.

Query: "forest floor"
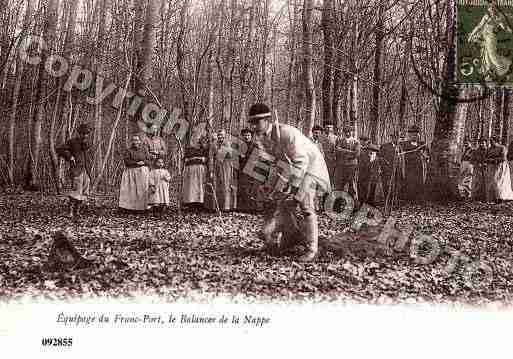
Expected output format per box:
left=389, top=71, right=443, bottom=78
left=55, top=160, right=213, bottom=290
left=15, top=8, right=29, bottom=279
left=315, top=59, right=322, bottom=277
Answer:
left=0, top=192, right=512, bottom=306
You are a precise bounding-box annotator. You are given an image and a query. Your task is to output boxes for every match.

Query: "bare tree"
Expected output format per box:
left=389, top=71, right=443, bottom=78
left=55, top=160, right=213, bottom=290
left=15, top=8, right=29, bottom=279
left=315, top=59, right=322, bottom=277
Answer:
left=321, top=0, right=333, bottom=126
left=302, top=0, right=315, bottom=136
left=28, top=0, right=59, bottom=189
left=8, top=0, right=35, bottom=187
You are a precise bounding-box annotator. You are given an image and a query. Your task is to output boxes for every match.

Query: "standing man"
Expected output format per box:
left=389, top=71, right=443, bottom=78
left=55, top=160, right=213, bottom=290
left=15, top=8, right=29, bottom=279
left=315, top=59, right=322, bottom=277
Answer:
left=334, top=126, right=361, bottom=204
left=324, top=122, right=338, bottom=184
left=471, top=138, right=489, bottom=201
left=215, top=129, right=237, bottom=211
left=399, top=125, right=430, bottom=202
left=237, top=128, right=259, bottom=213
left=248, top=103, right=330, bottom=262
left=311, top=125, right=325, bottom=157
left=378, top=133, right=401, bottom=207
left=358, top=136, right=379, bottom=205
left=56, top=123, right=93, bottom=217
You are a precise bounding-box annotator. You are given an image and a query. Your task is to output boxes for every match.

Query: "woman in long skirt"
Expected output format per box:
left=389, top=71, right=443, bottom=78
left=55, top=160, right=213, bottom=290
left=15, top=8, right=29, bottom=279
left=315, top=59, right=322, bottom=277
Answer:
left=182, top=137, right=209, bottom=211
left=485, top=137, right=513, bottom=203
left=214, top=130, right=237, bottom=212
left=119, top=135, right=151, bottom=211
left=471, top=139, right=488, bottom=201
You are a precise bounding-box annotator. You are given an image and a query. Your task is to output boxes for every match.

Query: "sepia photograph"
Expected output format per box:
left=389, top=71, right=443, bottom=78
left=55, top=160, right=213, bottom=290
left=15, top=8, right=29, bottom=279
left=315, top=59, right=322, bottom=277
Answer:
left=0, top=0, right=512, bottom=357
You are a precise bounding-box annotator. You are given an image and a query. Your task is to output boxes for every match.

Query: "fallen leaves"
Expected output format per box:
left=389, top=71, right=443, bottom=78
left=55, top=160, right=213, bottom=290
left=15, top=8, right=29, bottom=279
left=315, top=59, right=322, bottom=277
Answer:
left=0, top=194, right=512, bottom=306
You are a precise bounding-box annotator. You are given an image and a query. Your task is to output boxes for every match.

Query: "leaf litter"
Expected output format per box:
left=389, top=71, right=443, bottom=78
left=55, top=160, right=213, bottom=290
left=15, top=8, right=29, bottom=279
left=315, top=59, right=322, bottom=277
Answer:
left=0, top=193, right=512, bottom=306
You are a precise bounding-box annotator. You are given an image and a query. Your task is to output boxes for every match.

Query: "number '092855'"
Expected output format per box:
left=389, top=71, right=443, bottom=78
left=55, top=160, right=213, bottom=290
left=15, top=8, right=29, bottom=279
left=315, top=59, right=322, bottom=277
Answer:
left=41, top=337, right=73, bottom=347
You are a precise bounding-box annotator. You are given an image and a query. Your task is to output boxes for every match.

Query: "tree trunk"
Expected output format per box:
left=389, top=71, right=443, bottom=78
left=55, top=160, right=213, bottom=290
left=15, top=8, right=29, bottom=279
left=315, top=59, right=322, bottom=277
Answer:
left=238, top=1, right=255, bottom=130
left=428, top=0, right=462, bottom=200
left=369, top=4, right=384, bottom=143
left=215, top=0, right=226, bottom=128
left=502, top=88, right=510, bottom=145
left=493, top=88, right=504, bottom=139
left=285, top=0, right=297, bottom=124
left=177, top=0, right=189, bottom=138
left=134, top=0, right=158, bottom=133
left=92, top=0, right=109, bottom=186
left=50, top=0, right=80, bottom=193
left=321, top=0, right=333, bottom=125
left=8, top=0, right=35, bottom=187
left=331, top=48, right=344, bottom=131
left=302, top=0, right=315, bottom=136
left=258, top=0, right=270, bottom=101
left=29, top=0, right=59, bottom=189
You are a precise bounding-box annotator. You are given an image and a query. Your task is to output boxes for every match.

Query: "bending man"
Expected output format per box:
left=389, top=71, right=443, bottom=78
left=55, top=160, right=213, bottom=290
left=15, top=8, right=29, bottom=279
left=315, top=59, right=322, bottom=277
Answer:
left=248, top=103, right=331, bottom=262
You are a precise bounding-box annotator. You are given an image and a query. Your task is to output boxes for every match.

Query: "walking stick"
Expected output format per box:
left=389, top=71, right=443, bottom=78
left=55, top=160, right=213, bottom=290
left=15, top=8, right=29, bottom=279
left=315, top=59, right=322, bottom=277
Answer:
left=384, top=157, right=395, bottom=216
left=205, top=181, right=221, bottom=216
left=384, top=145, right=400, bottom=216
left=173, top=130, right=185, bottom=218
left=205, top=119, right=222, bottom=217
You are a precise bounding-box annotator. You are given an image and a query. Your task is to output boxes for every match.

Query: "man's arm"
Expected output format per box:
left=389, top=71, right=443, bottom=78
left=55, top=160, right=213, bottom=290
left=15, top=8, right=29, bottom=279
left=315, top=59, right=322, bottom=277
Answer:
left=276, top=130, right=310, bottom=192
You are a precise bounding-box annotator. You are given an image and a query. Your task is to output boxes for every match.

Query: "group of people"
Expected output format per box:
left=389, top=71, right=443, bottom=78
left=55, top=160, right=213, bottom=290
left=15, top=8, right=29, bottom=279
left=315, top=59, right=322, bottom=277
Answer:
left=181, top=127, right=265, bottom=214
left=56, top=123, right=172, bottom=217
left=310, top=123, right=430, bottom=208
left=56, top=100, right=513, bottom=262
left=459, top=137, right=513, bottom=203
left=56, top=103, right=331, bottom=262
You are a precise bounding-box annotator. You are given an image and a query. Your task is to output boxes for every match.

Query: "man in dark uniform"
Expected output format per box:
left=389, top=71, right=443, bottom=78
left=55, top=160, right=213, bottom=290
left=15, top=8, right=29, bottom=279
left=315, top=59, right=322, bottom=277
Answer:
left=323, top=122, right=338, bottom=184
left=334, top=127, right=361, bottom=203
left=471, top=138, right=489, bottom=201
left=56, top=123, right=93, bottom=217
left=378, top=133, right=401, bottom=206
left=358, top=135, right=379, bottom=205
left=399, top=125, right=429, bottom=202
left=237, top=128, right=259, bottom=213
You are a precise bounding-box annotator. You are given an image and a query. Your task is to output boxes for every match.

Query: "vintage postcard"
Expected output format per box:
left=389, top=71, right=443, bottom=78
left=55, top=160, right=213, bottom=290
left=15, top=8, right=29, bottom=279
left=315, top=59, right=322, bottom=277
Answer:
left=1, top=0, right=512, bottom=357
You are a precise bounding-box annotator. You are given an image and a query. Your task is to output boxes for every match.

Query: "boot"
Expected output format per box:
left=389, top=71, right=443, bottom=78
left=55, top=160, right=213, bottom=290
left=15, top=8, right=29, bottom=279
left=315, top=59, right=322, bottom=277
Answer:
left=278, top=205, right=302, bottom=253
left=295, top=214, right=318, bottom=262
left=67, top=199, right=78, bottom=218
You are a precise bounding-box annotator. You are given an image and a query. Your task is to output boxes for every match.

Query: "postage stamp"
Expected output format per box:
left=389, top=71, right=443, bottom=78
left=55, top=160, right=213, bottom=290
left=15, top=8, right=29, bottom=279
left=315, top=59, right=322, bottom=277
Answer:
left=457, top=0, right=513, bottom=86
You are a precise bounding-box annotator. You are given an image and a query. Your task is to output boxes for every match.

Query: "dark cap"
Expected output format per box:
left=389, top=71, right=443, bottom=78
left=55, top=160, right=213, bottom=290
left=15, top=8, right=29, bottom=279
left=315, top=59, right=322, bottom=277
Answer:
left=240, top=128, right=252, bottom=135
left=359, top=135, right=369, bottom=141
left=343, top=126, right=353, bottom=133
left=248, top=103, right=271, bottom=122
left=312, top=125, right=323, bottom=132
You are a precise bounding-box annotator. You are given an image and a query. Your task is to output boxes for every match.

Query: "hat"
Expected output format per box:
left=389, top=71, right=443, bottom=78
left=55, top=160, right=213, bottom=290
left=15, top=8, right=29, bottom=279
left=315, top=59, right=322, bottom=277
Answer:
left=324, top=122, right=334, bottom=127
left=312, top=125, right=323, bottom=132
left=240, top=128, right=252, bottom=135
left=343, top=126, right=353, bottom=133
left=248, top=103, right=271, bottom=122
left=407, top=125, right=420, bottom=133
left=77, top=124, right=92, bottom=134
left=359, top=135, right=369, bottom=141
